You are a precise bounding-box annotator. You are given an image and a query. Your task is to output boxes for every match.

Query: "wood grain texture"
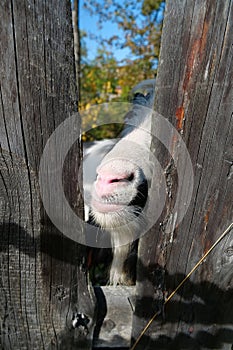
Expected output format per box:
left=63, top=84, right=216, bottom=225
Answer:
left=93, top=286, right=135, bottom=349
left=0, top=1, right=95, bottom=349
left=132, top=1, right=233, bottom=349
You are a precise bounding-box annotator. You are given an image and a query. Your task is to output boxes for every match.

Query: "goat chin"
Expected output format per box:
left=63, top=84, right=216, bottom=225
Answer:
left=90, top=205, right=146, bottom=286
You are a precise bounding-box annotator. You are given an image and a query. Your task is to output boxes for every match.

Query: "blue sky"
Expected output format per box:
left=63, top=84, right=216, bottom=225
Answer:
left=79, top=0, right=131, bottom=62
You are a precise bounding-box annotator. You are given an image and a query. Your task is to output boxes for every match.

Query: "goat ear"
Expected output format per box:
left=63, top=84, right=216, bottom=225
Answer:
left=131, top=79, right=156, bottom=95
left=129, top=79, right=156, bottom=109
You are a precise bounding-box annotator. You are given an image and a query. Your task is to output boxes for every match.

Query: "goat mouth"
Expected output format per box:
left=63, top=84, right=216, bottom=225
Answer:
left=91, top=179, right=148, bottom=215
left=91, top=198, right=125, bottom=213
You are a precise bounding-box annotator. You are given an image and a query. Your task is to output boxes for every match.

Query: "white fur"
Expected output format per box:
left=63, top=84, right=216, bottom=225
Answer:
left=83, top=81, right=155, bottom=285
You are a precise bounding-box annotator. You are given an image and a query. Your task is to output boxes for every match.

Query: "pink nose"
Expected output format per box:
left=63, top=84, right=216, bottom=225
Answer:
left=95, top=172, right=134, bottom=197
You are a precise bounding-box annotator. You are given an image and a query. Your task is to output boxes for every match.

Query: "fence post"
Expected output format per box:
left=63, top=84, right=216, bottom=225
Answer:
left=0, top=1, right=96, bottom=348
left=132, top=1, right=233, bottom=348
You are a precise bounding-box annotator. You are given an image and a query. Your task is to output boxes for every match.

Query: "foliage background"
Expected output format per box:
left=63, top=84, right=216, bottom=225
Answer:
left=74, top=0, right=165, bottom=140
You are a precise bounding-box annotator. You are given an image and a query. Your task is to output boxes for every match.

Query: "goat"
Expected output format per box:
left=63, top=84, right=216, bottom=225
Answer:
left=83, top=81, right=155, bottom=285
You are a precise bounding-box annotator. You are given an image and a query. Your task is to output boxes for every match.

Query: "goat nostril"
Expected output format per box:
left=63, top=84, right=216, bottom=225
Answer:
left=96, top=172, right=135, bottom=185
left=109, top=178, right=120, bottom=183
left=127, top=173, right=134, bottom=182
left=109, top=173, right=134, bottom=183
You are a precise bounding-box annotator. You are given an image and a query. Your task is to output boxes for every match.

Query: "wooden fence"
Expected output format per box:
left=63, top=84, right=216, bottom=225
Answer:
left=0, top=0, right=232, bottom=349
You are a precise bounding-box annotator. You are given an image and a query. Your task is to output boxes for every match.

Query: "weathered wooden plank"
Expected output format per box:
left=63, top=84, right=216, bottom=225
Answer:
left=93, top=286, right=135, bottom=349
left=132, top=0, right=233, bottom=349
left=0, top=1, right=95, bottom=349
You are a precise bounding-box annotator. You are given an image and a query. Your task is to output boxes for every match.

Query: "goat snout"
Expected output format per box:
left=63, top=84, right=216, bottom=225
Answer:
left=95, top=171, right=134, bottom=197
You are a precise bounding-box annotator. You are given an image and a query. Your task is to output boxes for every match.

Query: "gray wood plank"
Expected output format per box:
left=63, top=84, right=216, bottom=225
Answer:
left=94, top=286, right=135, bottom=349
left=132, top=0, right=233, bottom=349
left=0, top=1, right=96, bottom=349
